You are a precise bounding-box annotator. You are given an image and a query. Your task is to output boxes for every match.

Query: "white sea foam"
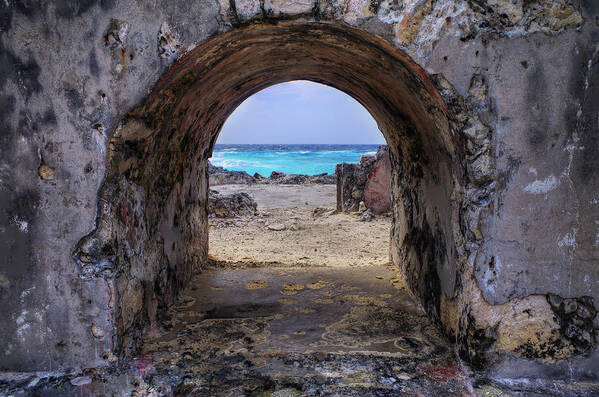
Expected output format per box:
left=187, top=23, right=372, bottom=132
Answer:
left=211, top=145, right=379, bottom=175
left=212, top=159, right=256, bottom=168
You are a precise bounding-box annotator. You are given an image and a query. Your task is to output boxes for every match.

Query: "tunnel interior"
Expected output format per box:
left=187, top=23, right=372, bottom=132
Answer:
left=75, top=22, right=462, bottom=363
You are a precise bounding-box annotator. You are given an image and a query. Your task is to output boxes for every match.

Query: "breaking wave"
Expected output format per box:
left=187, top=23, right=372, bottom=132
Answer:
left=210, top=144, right=381, bottom=176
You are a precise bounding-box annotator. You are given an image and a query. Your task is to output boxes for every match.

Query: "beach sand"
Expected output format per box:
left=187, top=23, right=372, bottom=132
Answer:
left=209, top=184, right=391, bottom=267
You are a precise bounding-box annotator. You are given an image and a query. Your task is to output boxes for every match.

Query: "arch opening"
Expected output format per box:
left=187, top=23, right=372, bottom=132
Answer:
left=208, top=79, right=390, bottom=268
left=75, top=22, right=462, bottom=362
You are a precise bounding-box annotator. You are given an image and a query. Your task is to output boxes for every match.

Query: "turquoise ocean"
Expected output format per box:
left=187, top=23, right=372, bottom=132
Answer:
left=210, top=144, right=380, bottom=176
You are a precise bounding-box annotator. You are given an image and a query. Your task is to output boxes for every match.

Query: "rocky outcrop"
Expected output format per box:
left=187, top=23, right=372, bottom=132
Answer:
left=336, top=162, right=370, bottom=213
left=209, top=162, right=336, bottom=185
left=208, top=190, right=257, bottom=218
left=308, top=173, right=338, bottom=184
left=336, top=146, right=391, bottom=214
left=364, top=147, right=392, bottom=215
left=269, top=172, right=336, bottom=185
left=209, top=163, right=256, bottom=185
left=269, top=171, right=306, bottom=184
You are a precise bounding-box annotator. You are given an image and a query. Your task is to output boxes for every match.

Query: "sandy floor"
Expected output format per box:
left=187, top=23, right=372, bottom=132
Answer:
left=209, top=184, right=391, bottom=267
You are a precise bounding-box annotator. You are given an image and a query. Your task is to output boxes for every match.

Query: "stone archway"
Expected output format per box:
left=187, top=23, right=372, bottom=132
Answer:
left=0, top=0, right=596, bottom=388
left=75, top=22, right=463, bottom=363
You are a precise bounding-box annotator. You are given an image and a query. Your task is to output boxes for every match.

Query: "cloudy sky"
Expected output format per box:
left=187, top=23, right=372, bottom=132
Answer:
left=217, top=80, right=385, bottom=144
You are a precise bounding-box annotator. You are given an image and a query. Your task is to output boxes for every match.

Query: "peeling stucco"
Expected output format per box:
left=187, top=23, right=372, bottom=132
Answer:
left=0, top=0, right=596, bottom=381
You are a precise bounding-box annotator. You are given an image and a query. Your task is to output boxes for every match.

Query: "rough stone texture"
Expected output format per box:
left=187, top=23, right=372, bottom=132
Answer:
left=390, top=0, right=599, bottom=379
left=305, top=172, right=337, bottom=184
left=336, top=146, right=390, bottom=213
left=94, top=21, right=459, bottom=374
left=209, top=162, right=256, bottom=185
left=0, top=1, right=218, bottom=371
left=267, top=172, right=337, bottom=184
left=0, top=0, right=596, bottom=382
left=209, top=161, right=337, bottom=185
left=336, top=162, right=369, bottom=212
left=364, top=146, right=392, bottom=214
left=208, top=189, right=258, bottom=217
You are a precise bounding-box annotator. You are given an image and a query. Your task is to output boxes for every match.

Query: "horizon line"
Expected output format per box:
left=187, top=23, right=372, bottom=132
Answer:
left=214, top=143, right=385, bottom=145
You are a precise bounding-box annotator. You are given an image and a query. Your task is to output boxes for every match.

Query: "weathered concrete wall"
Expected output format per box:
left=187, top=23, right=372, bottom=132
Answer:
left=336, top=162, right=369, bottom=212
left=403, top=1, right=599, bottom=377
left=0, top=0, right=218, bottom=371
left=336, top=147, right=391, bottom=214
left=364, top=146, right=392, bottom=214
left=0, top=0, right=596, bottom=380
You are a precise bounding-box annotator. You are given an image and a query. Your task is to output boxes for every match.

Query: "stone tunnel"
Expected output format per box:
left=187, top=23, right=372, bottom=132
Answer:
left=0, top=0, right=598, bottom=392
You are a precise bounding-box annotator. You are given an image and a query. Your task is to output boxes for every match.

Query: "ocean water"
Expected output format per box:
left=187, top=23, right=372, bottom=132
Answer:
left=210, top=144, right=381, bottom=176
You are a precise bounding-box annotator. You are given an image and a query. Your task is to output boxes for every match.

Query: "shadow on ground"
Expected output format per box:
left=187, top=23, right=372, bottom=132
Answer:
left=2, top=264, right=599, bottom=396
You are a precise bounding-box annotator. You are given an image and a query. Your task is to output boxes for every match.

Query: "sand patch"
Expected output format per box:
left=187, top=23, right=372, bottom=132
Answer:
left=246, top=280, right=268, bottom=289
left=306, top=281, right=327, bottom=289
left=209, top=185, right=391, bottom=268
left=280, top=283, right=305, bottom=295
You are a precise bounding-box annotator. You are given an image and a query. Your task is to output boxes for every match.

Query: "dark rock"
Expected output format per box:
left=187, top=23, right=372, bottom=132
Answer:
left=308, top=173, right=336, bottom=184
left=547, top=294, right=563, bottom=308
left=336, top=163, right=368, bottom=212
left=209, top=163, right=336, bottom=186
left=272, top=174, right=308, bottom=184
left=360, top=209, right=375, bottom=222
left=577, top=305, right=593, bottom=319
left=564, top=299, right=578, bottom=314
left=209, top=162, right=256, bottom=185
left=208, top=190, right=257, bottom=218
left=546, top=294, right=598, bottom=355
left=272, top=172, right=336, bottom=184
